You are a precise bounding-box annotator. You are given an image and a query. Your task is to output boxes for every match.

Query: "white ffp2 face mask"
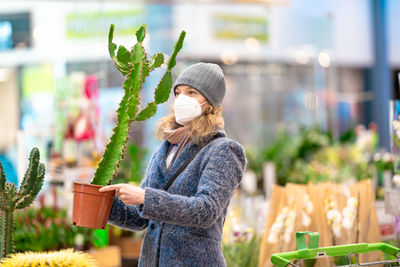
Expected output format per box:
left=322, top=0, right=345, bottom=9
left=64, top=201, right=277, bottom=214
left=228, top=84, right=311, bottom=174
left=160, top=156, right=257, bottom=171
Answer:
left=174, top=94, right=207, bottom=125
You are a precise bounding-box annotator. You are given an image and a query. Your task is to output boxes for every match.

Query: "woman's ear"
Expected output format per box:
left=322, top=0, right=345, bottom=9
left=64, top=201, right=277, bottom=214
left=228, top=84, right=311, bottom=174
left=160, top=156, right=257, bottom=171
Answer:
left=203, top=105, right=213, bottom=115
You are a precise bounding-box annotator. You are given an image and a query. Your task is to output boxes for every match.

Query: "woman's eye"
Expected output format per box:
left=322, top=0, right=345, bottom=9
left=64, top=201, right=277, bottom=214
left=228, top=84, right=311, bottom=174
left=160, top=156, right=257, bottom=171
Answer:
left=189, top=91, right=196, bottom=95
left=175, top=92, right=180, bottom=96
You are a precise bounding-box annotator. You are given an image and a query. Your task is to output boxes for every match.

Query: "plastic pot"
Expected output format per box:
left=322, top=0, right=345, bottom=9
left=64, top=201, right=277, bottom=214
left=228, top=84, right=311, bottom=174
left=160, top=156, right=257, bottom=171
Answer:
left=72, top=181, right=115, bottom=229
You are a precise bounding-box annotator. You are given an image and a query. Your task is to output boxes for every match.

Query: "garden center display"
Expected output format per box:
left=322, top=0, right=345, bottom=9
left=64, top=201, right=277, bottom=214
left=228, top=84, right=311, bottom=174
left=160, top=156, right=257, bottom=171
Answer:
left=258, top=180, right=381, bottom=267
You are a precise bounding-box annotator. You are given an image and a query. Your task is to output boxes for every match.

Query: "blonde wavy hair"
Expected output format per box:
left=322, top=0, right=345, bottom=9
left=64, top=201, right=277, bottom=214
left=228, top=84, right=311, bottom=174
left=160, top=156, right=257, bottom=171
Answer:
left=155, top=105, right=224, bottom=145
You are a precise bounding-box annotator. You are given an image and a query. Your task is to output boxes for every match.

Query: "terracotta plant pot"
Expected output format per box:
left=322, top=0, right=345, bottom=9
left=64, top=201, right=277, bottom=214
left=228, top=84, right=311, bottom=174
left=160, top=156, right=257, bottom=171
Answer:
left=72, top=181, right=115, bottom=229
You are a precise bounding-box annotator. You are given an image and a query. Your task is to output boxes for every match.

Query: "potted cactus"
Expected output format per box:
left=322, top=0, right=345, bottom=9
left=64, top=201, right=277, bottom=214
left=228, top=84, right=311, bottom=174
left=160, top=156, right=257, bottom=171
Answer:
left=71, top=24, right=185, bottom=229
left=0, top=249, right=97, bottom=267
left=0, top=147, right=46, bottom=258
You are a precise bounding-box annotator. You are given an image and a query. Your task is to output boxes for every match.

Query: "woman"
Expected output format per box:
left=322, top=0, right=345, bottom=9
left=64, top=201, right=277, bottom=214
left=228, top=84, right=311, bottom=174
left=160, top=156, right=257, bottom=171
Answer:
left=100, top=62, right=247, bottom=267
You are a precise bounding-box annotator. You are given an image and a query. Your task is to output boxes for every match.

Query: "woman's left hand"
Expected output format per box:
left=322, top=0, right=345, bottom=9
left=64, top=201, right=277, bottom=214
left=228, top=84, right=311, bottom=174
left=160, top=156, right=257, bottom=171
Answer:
left=99, top=184, right=145, bottom=205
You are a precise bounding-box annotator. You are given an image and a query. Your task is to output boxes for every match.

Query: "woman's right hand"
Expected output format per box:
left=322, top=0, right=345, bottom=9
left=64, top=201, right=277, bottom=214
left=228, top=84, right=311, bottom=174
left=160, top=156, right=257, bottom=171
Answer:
left=99, top=184, right=145, bottom=205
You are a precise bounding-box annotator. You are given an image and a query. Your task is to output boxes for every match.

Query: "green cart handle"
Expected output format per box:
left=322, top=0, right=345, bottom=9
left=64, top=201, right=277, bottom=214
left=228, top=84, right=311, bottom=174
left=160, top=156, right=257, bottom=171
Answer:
left=296, top=231, right=319, bottom=250
left=270, top=232, right=400, bottom=267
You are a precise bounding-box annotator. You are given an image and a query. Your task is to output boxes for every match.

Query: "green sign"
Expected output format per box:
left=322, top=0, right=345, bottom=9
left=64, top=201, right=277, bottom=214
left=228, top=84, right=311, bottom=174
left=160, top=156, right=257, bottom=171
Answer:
left=21, top=64, right=53, bottom=98
left=212, top=13, right=268, bottom=42
left=66, top=8, right=144, bottom=39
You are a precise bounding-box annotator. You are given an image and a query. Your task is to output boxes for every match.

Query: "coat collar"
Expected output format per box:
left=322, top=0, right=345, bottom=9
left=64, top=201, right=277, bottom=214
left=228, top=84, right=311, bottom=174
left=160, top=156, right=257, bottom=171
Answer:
left=158, top=139, right=200, bottom=180
left=157, top=131, right=226, bottom=181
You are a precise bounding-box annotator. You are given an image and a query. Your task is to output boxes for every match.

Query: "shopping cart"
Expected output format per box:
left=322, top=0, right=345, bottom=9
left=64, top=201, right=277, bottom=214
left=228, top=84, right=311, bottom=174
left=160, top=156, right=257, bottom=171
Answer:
left=270, top=231, right=400, bottom=267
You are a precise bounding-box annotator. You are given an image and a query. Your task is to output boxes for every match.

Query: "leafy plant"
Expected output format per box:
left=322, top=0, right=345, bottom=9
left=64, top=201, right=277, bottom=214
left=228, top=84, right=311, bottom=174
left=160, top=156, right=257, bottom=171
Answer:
left=287, top=142, right=376, bottom=184
left=262, top=126, right=331, bottom=185
left=91, top=24, right=185, bottom=186
left=14, top=206, right=94, bottom=252
left=0, top=148, right=45, bottom=258
left=222, top=235, right=260, bottom=267
left=244, top=147, right=264, bottom=187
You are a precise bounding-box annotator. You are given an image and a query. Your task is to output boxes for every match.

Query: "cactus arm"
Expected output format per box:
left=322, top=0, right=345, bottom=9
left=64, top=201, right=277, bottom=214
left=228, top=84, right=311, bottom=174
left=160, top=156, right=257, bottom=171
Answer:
left=1, top=184, right=17, bottom=259
left=126, top=62, right=143, bottom=119
left=4, top=184, right=17, bottom=212
left=18, top=148, right=40, bottom=197
left=136, top=66, right=173, bottom=121
left=0, top=210, right=14, bottom=258
left=136, top=31, right=185, bottom=121
left=91, top=91, right=132, bottom=186
left=0, top=162, right=5, bottom=210
left=141, top=60, right=150, bottom=84
left=116, top=45, right=131, bottom=66
left=0, top=213, right=3, bottom=258
left=153, top=31, right=185, bottom=105
left=131, top=43, right=146, bottom=63
left=115, top=46, right=131, bottom=76
left=108, top=24, right=130, bottom=75
left=135, top=25, right=146, bottom=42
left=136, top=102, right=157, bottom=121
left=136, top=65, right=174, bottom=121
left=167, top=31, right=186, bottom=70
left=150, top=53, right=164, bottom=70
left=16, top=163, right=45, bottom=209
left=91, top=63, right=143, bottom=185
left=154, top=72, right=173, bottom=105
left=0, top=161, right=5, bottom=193
left=108, top=24, right=117, bottom=58
left=129, top=25, right=146, bottom=64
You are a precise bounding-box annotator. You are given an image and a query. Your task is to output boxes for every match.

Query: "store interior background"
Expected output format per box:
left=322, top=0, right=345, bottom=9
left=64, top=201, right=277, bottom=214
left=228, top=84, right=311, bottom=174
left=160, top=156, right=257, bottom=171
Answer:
left=1, top=0, right=400, bottom=265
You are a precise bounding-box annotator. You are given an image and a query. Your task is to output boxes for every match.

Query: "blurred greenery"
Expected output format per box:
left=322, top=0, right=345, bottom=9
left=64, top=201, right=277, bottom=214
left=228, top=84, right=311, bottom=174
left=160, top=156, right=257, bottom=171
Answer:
left=14, top=206, right=94, bottom=252
left=245, top=125, right=388, bottom=187
left=263, top=126, right=331, bottom=185
left=288, top=144, right=375, bottom=184
left=112, top=142, right=148, bottom=185
left=223, top=235, right=260, bottom=267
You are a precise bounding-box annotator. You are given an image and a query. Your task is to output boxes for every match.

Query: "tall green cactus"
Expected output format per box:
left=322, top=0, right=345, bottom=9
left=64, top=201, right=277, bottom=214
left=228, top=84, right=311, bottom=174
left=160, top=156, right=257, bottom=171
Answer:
left=91, top=24, right=186, bottom=186
left=0, top=147, right=45, bottom=258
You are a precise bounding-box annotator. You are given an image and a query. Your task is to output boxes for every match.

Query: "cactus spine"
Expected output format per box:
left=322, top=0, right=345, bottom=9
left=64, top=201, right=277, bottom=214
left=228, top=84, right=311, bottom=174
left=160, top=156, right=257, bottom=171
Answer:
left=0, top=249, right=97, bottom=267
left=91, top=24, right=186, bottom=186
left=0, top=147, right=45, bottom=258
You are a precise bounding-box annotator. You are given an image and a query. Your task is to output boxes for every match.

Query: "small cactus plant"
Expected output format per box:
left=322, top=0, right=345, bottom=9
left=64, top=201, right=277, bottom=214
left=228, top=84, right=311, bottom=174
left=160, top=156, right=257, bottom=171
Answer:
left=90, top=24, right=186, bottom=186
left=0, top=249, right=98, bottom=267
left=0, top=147, right=45, bottom=259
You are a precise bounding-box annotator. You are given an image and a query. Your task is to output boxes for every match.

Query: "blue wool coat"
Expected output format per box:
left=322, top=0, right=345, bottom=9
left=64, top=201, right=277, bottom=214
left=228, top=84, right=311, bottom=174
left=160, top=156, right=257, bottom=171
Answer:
left=108, top=133, right=246, bottom=266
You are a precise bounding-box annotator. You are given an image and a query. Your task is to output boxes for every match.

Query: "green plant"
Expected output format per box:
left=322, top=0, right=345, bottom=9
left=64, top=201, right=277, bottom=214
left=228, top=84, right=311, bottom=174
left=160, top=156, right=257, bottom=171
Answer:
left=113, top=143, right=148, bottom=185
left=91, top=24, right=185, bottom=186
left=0, top=249, right=97, bottom=267
left=0, top=148, right=45, bottom=258
left=262, top=126, right=331, bottom=185
left=222, top=235, right=260, bottom=267
left=287, top=143, right=376, bottom=184
left=14, top=206, right=94, bottom=252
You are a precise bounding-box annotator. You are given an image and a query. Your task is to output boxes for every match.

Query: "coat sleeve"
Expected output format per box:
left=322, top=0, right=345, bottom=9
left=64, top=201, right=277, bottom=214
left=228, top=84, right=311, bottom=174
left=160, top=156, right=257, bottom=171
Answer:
left=107, top=149, right=158, bottom=231
left=139, top=140, right=247, bottom=228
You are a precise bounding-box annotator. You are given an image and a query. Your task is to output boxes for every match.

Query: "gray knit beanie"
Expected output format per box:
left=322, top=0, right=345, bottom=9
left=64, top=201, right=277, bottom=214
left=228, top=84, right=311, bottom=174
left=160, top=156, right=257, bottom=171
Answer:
left=173, top=62, right=226, bottom=107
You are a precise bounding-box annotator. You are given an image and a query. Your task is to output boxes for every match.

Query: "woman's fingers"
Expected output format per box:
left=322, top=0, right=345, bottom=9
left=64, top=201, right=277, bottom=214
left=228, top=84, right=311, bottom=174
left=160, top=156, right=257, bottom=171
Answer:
left=98, top=184, right=124, bottom=192
left=99, top=184, right=145, bottom=205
